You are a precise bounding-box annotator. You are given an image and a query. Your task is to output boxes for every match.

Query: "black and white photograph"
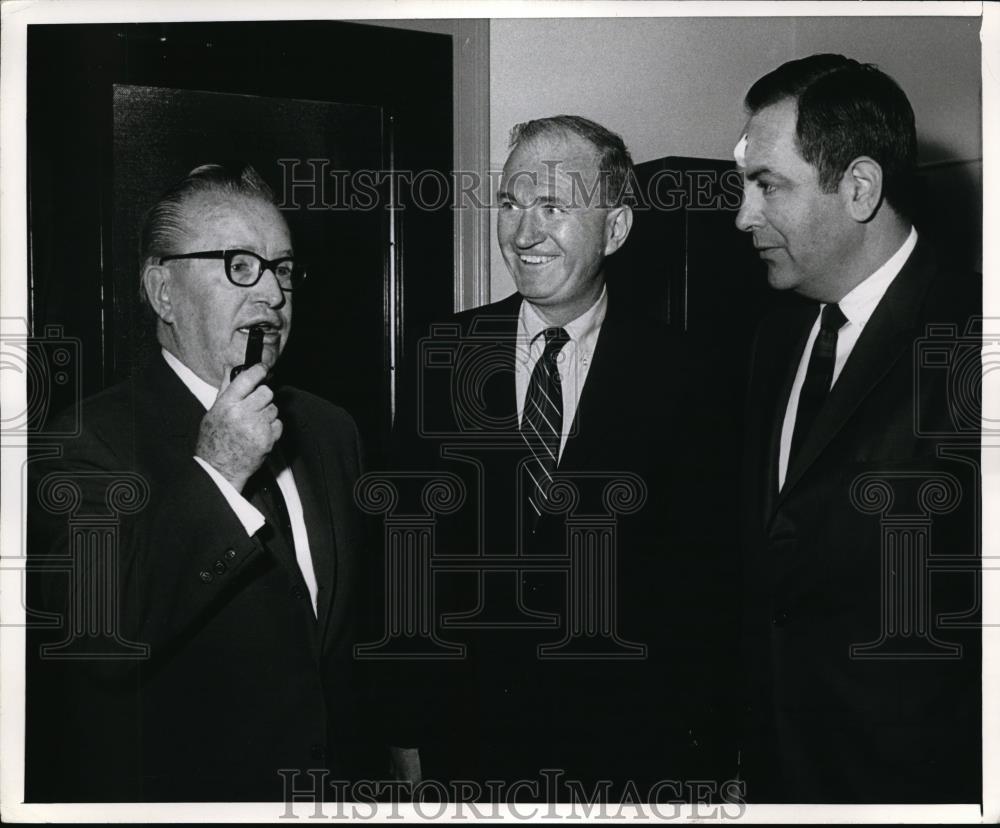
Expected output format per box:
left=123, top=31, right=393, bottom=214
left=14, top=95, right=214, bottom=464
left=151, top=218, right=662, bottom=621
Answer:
left=0, top=0, right=996, bottom=822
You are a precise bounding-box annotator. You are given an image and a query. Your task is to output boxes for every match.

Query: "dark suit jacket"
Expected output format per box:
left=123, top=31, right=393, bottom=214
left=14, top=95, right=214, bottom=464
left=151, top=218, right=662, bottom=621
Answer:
left=27, top=353, right=376, bottom=802
left=388, top=291, right=742, bottom=797
left=740, top=240, right=981, bottom=803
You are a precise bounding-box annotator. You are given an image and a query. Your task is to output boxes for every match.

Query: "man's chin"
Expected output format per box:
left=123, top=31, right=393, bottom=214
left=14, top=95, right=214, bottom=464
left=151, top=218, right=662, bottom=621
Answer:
left=765, top=264, right=800, bottom=292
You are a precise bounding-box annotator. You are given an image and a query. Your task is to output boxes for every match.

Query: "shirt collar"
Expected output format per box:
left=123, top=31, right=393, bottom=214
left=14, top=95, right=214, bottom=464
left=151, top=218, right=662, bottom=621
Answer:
left=836, top=226, right=918, bottom=328
left=161, top=348, right=219, bottom=411
left=519, top=285, right=608, bottom=353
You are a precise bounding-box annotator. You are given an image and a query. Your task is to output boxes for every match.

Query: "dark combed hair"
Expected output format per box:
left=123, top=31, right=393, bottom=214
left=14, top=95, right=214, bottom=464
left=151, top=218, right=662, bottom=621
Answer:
left=745, top=53, right=917, bottom=219
left=139, top=162, right=277, bottom=280
left=508, top=114, right=636, bottom=207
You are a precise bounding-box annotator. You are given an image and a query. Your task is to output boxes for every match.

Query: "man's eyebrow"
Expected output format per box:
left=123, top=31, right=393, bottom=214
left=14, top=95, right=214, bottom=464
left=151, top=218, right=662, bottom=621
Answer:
left=495, top=190, right=567, bottom=206
left=744, top=166, right=789, bottom=184
left=743, top=165, right=770, bottom=181
left=536, top=193, right=567, bottom=205
left=228, top=244, right=294, bottom=258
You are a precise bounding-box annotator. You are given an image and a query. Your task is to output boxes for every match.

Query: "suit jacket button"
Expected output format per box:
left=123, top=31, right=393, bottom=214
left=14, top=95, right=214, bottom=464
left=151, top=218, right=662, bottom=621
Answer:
left=772, top=609, right=789, bottom=627
left=310, top=743, right=325, bottom=760
left=293, top=586, right=306, bottom=599
left=198, top=570, right=213, bottom=583
left=213, top=560, right=227, bottom=574
left=225, top=548, right=237, bottom=560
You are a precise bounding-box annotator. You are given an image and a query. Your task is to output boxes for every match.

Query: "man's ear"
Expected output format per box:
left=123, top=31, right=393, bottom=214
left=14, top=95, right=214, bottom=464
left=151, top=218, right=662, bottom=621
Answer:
left=841, top=156, right=884, bottom=223
left=141, top=261, right=176, bottom=324
left=603, top=204, right=634, bottom=256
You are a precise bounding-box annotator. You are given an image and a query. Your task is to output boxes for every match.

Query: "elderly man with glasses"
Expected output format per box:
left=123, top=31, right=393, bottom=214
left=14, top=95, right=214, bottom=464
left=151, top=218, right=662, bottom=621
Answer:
left=28, top=164, right=384, bottom=802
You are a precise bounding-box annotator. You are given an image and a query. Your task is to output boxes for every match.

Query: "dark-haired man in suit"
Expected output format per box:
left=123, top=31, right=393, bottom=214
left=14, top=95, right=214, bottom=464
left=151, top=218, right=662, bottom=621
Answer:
left=736, top=55, right=981, bottom=803
left=392, top=116, right=738, bottom=799
left=28, top=164, right=382, bottom=802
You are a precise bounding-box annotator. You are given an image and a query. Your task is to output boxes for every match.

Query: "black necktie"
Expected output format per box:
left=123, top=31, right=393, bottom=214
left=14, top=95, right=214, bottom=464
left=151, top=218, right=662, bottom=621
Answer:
left=245, top=464, right=296, bottom=554
left=521, top=327, right=570, bottom=527
left=790, top=302, right=848, bottom=462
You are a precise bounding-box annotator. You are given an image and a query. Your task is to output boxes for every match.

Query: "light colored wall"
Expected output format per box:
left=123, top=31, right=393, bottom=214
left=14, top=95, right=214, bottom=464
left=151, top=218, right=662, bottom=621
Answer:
left=488, top=16, right=982, bottom=300
left=788, top=16, right=981, bottom=163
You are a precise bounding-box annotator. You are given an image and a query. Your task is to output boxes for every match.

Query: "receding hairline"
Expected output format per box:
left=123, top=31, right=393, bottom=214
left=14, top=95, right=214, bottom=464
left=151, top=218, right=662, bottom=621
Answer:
left=172, top=190, right=287, bottom=234
left=502, top=131, right=607, bottom=184
left=508, top=125, right=603, bottom=160
left=162, top=192, right=291, bottom=261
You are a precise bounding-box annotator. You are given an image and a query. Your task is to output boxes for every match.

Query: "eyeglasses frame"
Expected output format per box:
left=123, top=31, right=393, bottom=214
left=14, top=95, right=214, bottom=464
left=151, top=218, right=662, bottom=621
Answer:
left=158, top=249, right=306, bottom=291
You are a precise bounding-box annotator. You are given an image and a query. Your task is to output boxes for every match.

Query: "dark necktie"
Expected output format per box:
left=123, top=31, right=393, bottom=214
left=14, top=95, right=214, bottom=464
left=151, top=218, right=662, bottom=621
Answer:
left=790, top=302, right=848, bottom=462
left=245, top=464, right=296, bottom=554
left=520, top=327, right=570, bottom=527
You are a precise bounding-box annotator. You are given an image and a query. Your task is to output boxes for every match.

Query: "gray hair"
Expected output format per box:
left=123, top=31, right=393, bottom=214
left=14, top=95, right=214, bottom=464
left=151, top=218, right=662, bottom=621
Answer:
left=138, top=163, right=277, bottom=304
left=508, top=115, right=635, bottom=207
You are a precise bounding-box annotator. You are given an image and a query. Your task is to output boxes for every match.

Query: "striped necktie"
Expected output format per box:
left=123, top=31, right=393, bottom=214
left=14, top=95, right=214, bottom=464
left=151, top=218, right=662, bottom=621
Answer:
left=521, top=326, right=570, bottom=528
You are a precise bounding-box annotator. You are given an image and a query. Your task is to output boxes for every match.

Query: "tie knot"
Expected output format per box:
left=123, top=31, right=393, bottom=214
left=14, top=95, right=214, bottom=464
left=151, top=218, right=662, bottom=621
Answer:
left=820, top=303, right=847, bottom=333
left=541, top=326, right=570, bottom=356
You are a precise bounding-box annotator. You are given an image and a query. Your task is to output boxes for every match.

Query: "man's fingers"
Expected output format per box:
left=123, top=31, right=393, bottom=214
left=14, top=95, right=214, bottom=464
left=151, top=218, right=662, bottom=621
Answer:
left=218, top=363, right=238, bottom=396
left=271, top=418, right=283, bottom=441
left=223, top=363, right=269, bottom=400
left=246, top=385, right=275, bottom=410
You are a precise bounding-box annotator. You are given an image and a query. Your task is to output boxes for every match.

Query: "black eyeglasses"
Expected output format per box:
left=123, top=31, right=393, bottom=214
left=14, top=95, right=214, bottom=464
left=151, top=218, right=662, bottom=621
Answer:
left=159, top=249, right=307, bottom=291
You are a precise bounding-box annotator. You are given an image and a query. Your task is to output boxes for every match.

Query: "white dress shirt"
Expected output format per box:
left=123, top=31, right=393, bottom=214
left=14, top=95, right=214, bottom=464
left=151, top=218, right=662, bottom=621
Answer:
left=778, top=227, right=918, bottom=489
left=161, top=348, right=318, bottom=613
left=515, top=286, right=607, bottom=461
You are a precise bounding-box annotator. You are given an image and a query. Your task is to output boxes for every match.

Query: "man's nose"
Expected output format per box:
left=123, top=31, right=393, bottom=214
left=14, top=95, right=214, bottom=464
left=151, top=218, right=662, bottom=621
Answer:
left=735, top=184, right=761, bottom=233
left=252, top=266, right=286, bottom=307
left=514, top=207, right=544, bottom=247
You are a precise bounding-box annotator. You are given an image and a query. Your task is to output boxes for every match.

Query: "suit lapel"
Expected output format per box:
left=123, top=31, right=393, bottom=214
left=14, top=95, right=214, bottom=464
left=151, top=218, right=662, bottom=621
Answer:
left=471, top=293, right=522, bottom=431
left=277, top=396, right=339, bottom=642
left=775, top=242, right=937, bottom=508
left=317, top=445, right=353, bottom=647
left=558, top=302, right=627, bottom=473
left=142, top=353, right=210, bottom=446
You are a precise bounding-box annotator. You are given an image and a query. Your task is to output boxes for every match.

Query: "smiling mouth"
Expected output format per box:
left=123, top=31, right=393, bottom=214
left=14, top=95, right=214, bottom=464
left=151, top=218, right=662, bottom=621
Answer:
left=519, top=254, right=558, bottom=265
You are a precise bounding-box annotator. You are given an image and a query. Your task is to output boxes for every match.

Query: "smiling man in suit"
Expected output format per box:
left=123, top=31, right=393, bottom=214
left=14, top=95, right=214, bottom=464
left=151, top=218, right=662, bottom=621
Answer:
left=28, top=164, right=379, bottom=801
left=389, top=116, right=738, bottom=800
left=735, top=55, right=981, bottom=803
